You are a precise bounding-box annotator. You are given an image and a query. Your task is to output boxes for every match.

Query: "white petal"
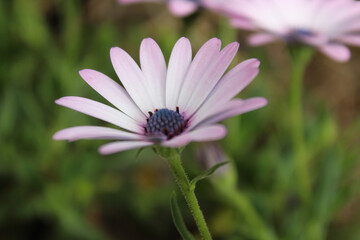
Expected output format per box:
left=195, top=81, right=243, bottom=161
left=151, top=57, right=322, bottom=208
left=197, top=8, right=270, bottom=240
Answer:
left=99, top=141, right=153, bottom=155
left=110, top=47, right=155, bottom=114
left=229, top=17, right=258, bottom=31
left=79, top=69, right=146, bottom=124
left=168, top=0, right=198, bottom=17
left=337, top=34, right=360, bottom=47
left=166, top=37, right=192, bottom=110
left=247, top=33, right=278, bottom=46
left=183, top=42, right=240, bottom=117
left=140, top=38, right=167, bottom=108
left=196, top=59, right=260, bottom=119
left=177, top=38, right=221, bottom=117
left=162, top=124, right=227, bottom=148
left=55, top=96, right=144, bottom=133
left=318, top=43, right=351, bottom=62
left=53, top=126, right=145, bottom=142
left=190, top=97, right=267, bottom=130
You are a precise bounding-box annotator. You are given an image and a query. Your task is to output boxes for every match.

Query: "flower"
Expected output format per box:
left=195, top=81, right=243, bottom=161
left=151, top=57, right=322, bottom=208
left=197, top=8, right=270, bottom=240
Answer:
left=53, top=37, right=267, bottom=154
left=197, top=143, right=228, bottom=176
left=205, top=0, right=360, bottom=62
left=118, top=0, right=201, bottom=17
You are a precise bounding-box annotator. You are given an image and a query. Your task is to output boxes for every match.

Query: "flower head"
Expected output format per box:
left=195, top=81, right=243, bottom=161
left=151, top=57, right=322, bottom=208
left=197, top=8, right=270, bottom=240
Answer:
left=119, top=0, right=201, bottom=17
left=53, top=37, right=266, bottom=154
left=206, top=0, right=360, bottom=62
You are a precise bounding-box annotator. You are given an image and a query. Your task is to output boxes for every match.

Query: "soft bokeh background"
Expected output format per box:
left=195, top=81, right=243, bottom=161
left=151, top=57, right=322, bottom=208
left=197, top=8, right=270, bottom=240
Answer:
left=1, top=0, right=360, bottom=239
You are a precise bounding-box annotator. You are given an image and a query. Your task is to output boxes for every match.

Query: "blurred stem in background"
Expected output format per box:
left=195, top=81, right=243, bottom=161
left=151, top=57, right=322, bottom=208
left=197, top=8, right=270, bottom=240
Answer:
left=288, top=46, right=314, bottom=205
left=156, top=147, right=213, bottom=240
left=216, top=183, right=277, bottom=240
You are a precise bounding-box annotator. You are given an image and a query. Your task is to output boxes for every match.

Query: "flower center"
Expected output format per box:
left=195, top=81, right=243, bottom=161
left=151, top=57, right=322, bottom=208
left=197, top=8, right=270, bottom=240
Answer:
left=293, top=29, right=314, bottom=37
left=286, top=28, right=315, bottom=44
left=146, top=108, right=186, bottom=139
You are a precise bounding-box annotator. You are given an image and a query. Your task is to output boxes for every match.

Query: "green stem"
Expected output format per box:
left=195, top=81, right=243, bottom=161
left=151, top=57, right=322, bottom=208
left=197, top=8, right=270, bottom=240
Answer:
left=157, top=147, right=212, bottom=240
left=289, top=46, right=314, bottom=204
left=216, top=183, right=277, bottom=240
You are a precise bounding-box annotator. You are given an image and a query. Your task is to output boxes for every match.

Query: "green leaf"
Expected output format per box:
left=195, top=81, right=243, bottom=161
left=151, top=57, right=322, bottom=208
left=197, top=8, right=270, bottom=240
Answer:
left=190, top=161, right=229, bottom=191
left=170, top=192, right=195, bottom=240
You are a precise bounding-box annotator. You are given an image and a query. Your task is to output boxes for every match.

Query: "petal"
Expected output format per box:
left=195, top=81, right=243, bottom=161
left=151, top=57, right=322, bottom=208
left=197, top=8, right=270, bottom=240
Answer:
left=229, top=17, right=258, bottom=31
left=55, top=96, right=143, bottom=133
left=191, top=97, right=267, bottom=130
left=79, top=69, right=146, bottom=124
left=110, top=47, right=154, bottom=114
left=194, top=59, right=260, bottom=121
left=99, top=141, right=153, bottom=155
left=318, top=43, right=351, bottom=62
left=140, top=38, right=167, bottom=108
left=166, top=37, right=192, bottom=110
left=53, top=126, right=145, bottom=142
left=177, top=38, right=221, bottom=115
left=168, top=0, right=198, bottom=17
left=337, top=35, right=360, bottom=47
left=184, top=42, right=240, bottom=116
left=119, top=0, right=160, bottom=3
left=247, top=33, right=278, bottom=46
left=162, top=124, right=227, bottom=148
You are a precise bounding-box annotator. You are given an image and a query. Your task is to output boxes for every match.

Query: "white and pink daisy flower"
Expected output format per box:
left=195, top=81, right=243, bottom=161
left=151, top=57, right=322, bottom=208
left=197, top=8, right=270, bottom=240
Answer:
left=119, top=0, right=201, bottom=17
left=205, top=0, right=360, bottom=62
left=53, top=37, right=266, bottom=154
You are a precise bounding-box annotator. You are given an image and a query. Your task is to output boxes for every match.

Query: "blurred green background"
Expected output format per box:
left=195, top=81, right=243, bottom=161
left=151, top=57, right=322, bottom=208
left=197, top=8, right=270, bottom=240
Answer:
left=1, top=0, right=360, bottom=239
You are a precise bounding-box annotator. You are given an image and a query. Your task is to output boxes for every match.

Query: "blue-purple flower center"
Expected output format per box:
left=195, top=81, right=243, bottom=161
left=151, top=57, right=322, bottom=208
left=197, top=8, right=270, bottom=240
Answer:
left=293, top=29, right=314, bottom=37
left=146, top=108, right=186, bottom=139
left=286, top=28, right=315, bottom=43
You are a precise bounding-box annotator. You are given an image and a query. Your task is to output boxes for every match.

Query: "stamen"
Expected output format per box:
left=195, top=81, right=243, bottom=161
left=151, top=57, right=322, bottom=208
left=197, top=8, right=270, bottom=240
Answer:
left=146, top=108, right=186, bottom=139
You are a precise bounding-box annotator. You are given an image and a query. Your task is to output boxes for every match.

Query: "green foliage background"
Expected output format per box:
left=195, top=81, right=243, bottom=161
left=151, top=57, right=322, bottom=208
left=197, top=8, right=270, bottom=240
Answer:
left=0, top=0, right=360, bottom=239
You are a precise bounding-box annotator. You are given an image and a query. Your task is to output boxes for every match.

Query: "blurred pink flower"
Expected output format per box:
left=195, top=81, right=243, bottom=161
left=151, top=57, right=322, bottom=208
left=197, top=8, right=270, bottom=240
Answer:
left=197, top=143, right=228, bottom=175
left=205, top=0, right=360, bottom=62
left=119, top=0, right=200, bottom=17
left=53, top=37, right=266, bottom=154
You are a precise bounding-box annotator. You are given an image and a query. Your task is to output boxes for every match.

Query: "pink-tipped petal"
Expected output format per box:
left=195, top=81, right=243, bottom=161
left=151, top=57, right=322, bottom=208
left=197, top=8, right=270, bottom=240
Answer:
left=318, top=43, right=351, bottom=62
left=166, top=37, right=192, bottom=110
left=99, top=141, right=153, bottom=155
left=119, top=0, right=160, bottom=3
left=177, top=38, right=221, bottom=115
left=55, top=96, right=143, bottom=133
left=229, top=17, right=258, bottom=31
left=140, top=38, right=167, bottom=108
left=192, top=97, right=267, bottom=130
left=197, top=58, right=260, bottom=117
left=110, top=47, right=154, bottom=114
left=337, top=35, right=360, bottom=47
left=248, top=33, right=278, bottom=46
left=179, top=41, right=240, bottom=117
left=79, top=69, right=146, bottom=123
left=168, top=0, right=198, bottom=17
left=53, top=126, right=145, bottom=142
left=205, top=97, right=268, bottom=126
left=185, top=42, right=240, bottom=116
left=162, top=124, right=227, bottom=148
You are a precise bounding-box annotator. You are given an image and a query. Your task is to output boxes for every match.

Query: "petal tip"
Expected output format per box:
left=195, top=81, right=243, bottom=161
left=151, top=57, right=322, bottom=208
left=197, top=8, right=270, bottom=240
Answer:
left=54, top=97, right=64, bottom=105
left=98, top=147, right=108, bottom=155
left=110, top=47, right=121, bottom=55
left=258, top=97, right=268, bottom=107
left=78, top=69, right=90, bottom=76
left=253, top=59, right=261, bottom=67
left=52, top=132, right=61, bottom=140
